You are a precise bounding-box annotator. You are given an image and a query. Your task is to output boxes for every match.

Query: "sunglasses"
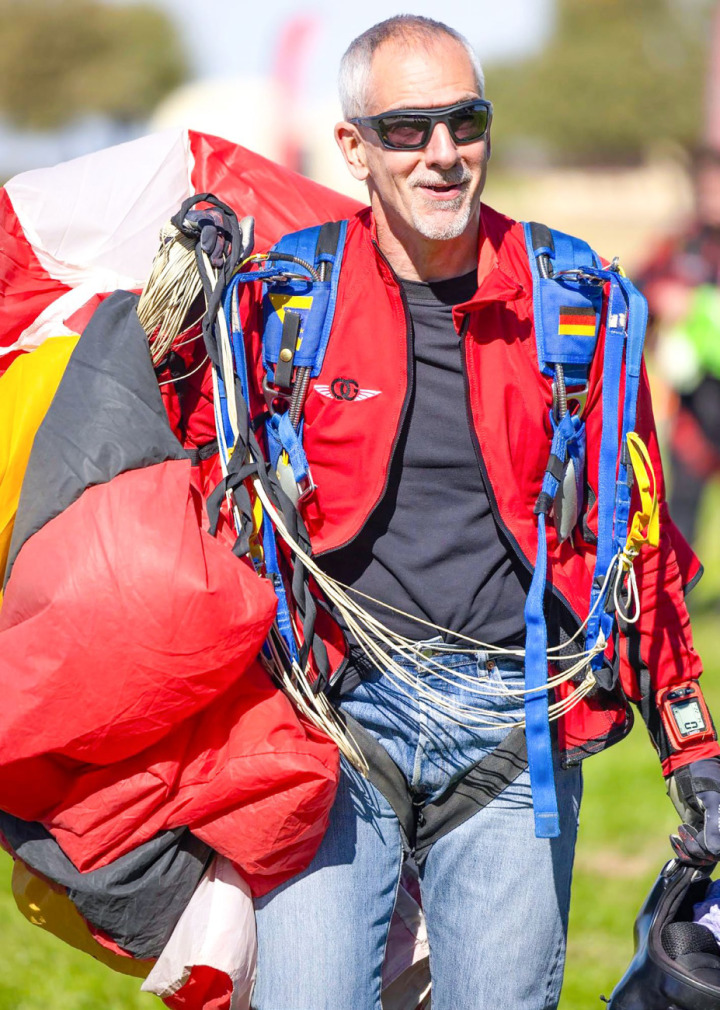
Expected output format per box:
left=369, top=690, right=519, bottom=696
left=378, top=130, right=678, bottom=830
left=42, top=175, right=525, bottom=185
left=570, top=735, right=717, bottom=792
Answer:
left=349, top=99, right=493, bottom=151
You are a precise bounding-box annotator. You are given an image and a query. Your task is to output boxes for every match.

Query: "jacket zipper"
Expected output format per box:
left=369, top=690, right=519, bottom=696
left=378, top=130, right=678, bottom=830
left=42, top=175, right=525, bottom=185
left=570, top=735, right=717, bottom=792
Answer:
left=458, top=313, right=584, bottom=636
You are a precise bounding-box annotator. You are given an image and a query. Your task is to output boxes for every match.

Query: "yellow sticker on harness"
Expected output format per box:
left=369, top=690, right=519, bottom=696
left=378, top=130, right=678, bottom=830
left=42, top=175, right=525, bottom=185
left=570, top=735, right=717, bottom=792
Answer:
left=268, top=293, right=313, bottom=344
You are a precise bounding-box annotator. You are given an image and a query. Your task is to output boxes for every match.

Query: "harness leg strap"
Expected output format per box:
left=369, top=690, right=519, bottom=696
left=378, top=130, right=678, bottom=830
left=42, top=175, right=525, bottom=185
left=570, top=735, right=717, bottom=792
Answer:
left=337, top=711, right=416, bottom=851
left=414, top=726, right=528, bottom=866
left=337, top=713, right=529, bottom=864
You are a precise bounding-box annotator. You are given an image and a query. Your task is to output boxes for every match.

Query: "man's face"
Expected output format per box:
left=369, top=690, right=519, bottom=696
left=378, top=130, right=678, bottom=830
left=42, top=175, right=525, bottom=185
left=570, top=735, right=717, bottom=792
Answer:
left=348, top=35, right=490, bottom=243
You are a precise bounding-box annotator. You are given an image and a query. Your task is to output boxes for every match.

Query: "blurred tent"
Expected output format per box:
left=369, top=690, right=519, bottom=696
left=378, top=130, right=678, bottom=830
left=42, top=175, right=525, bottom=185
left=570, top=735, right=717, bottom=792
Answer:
left=150, top=78, right=286, bottom=163
left=148, top=11, right=366, bottom=201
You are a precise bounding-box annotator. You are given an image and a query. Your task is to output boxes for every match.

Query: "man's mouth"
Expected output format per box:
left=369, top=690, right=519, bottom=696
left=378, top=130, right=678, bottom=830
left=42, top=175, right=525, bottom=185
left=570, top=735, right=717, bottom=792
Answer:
left=415, top=180, right=468, bottom=201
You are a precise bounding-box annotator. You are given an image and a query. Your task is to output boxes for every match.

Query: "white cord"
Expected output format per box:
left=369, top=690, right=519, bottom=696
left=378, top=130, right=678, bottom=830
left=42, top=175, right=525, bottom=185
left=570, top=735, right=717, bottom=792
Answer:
left=613, top=547, right=641, bottom=624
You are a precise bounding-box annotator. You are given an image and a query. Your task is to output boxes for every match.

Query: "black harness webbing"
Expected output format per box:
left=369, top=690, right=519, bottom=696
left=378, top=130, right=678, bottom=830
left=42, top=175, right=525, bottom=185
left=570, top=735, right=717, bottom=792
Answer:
left=338, top=712, right=528, bottom=866
left=186, top=439, right=219, bottom=466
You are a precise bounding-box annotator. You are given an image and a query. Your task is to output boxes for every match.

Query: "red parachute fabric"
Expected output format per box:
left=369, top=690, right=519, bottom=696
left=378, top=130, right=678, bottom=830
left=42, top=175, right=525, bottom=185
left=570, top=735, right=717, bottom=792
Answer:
left=162, top=966, right=233, bottom=1010
left=0, top=130, right=362, bottom=374
left=0, top=132, right=359, bottom=1007
left=0, top=459, right=339, bottom=895
left=187, top=131, right=360, bottom=253
left=0, top=188, right=72, bottom=355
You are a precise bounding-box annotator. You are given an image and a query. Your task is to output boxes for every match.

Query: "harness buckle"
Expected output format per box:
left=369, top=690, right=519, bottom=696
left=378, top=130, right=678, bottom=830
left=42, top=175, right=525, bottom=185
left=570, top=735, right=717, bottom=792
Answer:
left=567, top=382, right=589, bottom=417
left=296, top=472, right=317, bottom=504
left=263, top=374, right=292, bottom=414
left=554, top=267, right=605, bottom=287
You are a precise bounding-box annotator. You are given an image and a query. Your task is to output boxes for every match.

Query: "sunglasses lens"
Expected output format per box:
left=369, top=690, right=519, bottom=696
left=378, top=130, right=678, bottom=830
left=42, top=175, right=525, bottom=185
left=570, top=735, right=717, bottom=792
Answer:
left=448, top=106, right=489, bottom=143
left=371, top=102, right=491, bottom=149
left=379, top=115, right=430, bottom=149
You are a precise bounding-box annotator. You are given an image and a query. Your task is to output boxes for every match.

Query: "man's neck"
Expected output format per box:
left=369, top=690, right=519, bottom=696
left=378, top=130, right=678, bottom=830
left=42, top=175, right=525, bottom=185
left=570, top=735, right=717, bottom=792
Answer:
left=371, top=203, right=481, bottom=283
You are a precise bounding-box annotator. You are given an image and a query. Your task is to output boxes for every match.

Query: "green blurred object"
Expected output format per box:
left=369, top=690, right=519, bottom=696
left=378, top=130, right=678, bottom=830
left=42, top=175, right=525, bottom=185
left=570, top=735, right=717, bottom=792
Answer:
left=487, top=0, right=713, bottom=165
left=0, top=0, right=187, bottom=130
left=681, top=284, right=720, bottom=382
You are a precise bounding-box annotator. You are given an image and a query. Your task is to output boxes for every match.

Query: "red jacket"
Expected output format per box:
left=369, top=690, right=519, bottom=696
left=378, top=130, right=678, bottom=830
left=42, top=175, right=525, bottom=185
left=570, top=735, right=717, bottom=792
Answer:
left=244, top=202, right=719, bottom=775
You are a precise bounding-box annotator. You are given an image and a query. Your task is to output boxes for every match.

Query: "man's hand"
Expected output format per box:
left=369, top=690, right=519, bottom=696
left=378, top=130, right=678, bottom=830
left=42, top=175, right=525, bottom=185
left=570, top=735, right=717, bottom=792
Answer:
left=668, top=758, right=720, bottom=865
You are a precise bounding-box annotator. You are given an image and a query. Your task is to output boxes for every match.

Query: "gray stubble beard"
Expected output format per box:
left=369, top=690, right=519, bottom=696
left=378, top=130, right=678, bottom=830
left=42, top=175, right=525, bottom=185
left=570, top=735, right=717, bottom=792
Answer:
left=409, top=190, right=475, bottom=241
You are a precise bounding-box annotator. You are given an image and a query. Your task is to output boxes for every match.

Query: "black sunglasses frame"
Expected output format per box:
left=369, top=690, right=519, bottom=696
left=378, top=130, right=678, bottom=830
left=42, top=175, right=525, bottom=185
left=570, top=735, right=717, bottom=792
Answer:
left=349, top=99, right=493, bottom=151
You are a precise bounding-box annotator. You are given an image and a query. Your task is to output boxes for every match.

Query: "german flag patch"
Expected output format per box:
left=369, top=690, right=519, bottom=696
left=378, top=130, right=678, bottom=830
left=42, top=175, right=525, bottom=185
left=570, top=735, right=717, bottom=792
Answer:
left=558, top=305, right=597, bottom=337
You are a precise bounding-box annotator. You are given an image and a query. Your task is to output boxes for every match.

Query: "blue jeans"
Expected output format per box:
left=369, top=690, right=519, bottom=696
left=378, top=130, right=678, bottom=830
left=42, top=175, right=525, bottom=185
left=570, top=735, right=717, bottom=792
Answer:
left=252, top=646, right=583, bottom=1010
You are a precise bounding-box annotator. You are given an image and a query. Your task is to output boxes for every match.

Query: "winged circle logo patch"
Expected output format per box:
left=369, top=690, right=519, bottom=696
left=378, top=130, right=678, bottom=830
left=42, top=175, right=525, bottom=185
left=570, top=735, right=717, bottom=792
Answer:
left=315, top=377, right=381, bottom=402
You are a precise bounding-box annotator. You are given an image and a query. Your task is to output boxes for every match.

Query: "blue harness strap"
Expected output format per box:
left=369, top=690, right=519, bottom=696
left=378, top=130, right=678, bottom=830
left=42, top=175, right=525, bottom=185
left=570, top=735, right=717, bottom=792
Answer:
left=218, top=221, right=347, bottom=662
left=583, top=275, right=629, bottom=669
left=522, top=222, right=648, bottom=839
left=262, top=221, right=348, bottom=384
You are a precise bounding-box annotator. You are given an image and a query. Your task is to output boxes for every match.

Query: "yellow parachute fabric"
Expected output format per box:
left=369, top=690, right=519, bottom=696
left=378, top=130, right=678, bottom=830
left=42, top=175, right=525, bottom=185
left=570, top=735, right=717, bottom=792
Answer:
left=12, top=860, right=153, bottom=978
left=0, top=336, right=79, bottom=597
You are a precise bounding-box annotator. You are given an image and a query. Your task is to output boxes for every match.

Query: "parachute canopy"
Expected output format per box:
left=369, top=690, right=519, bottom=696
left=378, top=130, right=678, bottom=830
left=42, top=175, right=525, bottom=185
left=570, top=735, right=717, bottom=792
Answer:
left=0, top=128, right=363, bottom=372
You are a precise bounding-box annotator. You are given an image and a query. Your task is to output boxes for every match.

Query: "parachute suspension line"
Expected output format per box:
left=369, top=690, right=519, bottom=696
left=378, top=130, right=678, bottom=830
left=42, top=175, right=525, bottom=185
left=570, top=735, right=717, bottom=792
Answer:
left=206, top=251, right=240, bottom=441
left=251, top=473, right=603, bottom=725
left=136, top=206, right=365, bottom=769
left=613, top=557, right=641, bottom=625
left=138, top=222, right=204, bottom=365
left=156, top=352, right=209, bottom=388
left=326, top=553, right=622, bottom=662
left=260, top=625, right=369, bottom=774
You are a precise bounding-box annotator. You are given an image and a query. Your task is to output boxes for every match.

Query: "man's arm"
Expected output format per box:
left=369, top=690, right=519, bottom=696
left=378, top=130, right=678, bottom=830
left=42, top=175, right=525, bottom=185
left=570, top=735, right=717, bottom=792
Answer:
left=613, top=362, right=717, bottom=771
left=601, top=359, right=720, bottom=860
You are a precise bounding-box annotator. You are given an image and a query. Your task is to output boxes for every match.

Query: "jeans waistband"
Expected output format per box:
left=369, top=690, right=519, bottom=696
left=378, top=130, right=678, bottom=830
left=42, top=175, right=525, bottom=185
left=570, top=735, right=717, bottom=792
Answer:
left=347, top=641, right=525, bottom=678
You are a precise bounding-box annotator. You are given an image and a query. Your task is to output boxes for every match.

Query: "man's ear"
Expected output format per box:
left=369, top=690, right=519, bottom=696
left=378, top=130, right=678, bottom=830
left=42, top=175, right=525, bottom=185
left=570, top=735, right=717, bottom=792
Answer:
left=485, top=124, right=492, bottom=161
left=334, top=122, right=370, bottom=182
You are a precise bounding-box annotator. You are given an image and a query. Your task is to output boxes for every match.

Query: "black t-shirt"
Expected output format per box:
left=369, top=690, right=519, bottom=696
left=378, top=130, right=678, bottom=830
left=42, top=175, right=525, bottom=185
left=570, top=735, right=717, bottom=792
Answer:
left=320, top=269, right=528, bottom=665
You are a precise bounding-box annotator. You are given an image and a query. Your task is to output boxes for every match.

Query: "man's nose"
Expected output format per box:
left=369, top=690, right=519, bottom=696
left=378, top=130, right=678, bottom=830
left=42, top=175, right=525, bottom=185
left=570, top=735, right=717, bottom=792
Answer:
left=424, top=122, right=460, bottom=169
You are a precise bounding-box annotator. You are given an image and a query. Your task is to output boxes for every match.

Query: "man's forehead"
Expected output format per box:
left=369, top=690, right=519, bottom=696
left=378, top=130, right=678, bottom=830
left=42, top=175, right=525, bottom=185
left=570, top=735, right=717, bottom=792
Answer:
left=364, top=34, right=480, bottom=115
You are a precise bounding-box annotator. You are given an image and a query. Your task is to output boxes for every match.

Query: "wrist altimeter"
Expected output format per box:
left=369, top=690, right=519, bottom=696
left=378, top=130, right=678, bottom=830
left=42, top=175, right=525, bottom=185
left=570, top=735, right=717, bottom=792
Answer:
left=657, top=683, right=713, bottom=751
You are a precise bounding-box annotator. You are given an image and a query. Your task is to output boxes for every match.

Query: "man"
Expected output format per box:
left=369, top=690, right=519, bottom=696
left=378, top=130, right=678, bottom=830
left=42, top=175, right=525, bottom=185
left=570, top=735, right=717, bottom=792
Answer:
left=249, top=16, right=720, bottom=1010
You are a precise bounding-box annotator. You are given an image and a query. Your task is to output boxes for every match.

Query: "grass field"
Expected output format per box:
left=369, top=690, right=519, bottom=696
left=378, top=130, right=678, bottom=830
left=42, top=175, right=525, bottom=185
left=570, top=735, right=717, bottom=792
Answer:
left=1, top=489, right=720, bottom=1010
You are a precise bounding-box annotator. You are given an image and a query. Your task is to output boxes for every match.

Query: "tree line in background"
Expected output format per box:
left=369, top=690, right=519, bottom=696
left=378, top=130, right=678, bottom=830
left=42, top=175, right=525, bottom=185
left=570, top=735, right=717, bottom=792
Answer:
left=0, top=0, right=186, bottom=129
left=0, top=0, right=714, bottom=164
left=487, top=0, right=715, bottom=164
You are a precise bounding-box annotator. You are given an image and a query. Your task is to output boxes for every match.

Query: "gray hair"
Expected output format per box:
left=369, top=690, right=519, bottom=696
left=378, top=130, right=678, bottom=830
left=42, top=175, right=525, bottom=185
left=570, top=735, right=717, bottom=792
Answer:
left=338, top=15, right=484, bottom=120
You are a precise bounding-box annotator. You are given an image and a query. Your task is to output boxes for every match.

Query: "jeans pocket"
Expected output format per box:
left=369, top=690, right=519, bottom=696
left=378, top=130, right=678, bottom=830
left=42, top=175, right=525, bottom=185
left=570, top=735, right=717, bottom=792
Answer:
left=476, top=662, right=526, bottom=717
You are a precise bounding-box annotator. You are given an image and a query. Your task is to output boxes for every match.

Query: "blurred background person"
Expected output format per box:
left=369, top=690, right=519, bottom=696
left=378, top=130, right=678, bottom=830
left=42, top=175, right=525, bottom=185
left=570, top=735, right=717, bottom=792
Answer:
left=638, top=147, right=720, bottom=547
